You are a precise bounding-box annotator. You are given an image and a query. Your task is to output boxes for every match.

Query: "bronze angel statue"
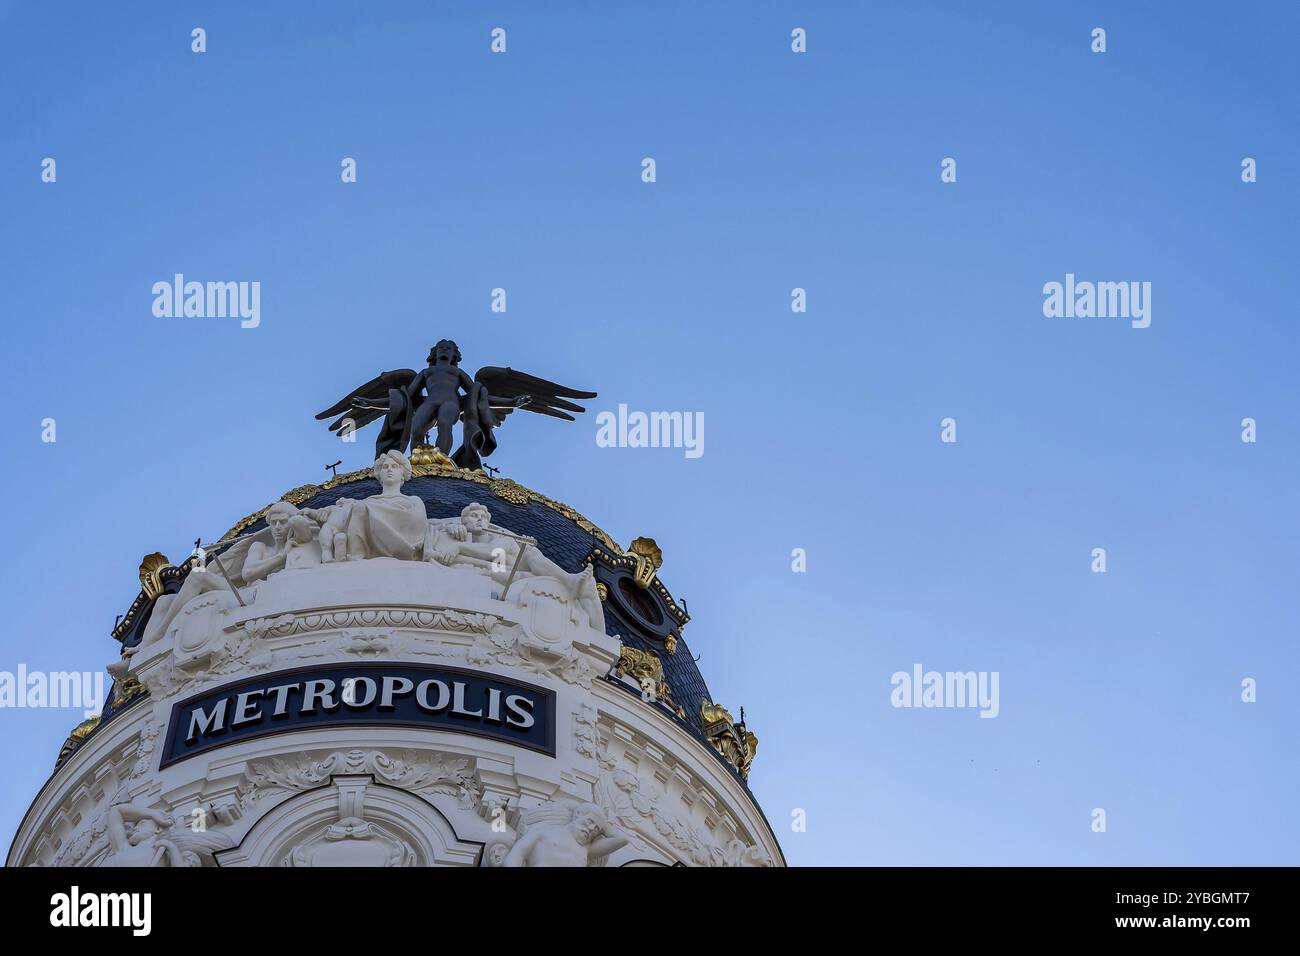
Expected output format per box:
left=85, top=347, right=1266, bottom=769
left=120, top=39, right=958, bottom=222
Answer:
left=316, top=340, right=597, bottom=470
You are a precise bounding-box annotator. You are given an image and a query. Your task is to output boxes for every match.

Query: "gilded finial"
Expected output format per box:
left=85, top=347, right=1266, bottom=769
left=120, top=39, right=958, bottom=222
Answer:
left=700, top=700, right=758, bottom=779
left=626, top=536, right=663, bottom=588
left=138, top=552, right=172, bottom=600
left=55, top=715, right=101, bottom=768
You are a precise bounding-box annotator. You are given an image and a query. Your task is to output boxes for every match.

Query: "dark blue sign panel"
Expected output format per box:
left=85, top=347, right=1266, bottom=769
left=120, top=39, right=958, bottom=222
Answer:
left=161, top=663, right=556, bottom=767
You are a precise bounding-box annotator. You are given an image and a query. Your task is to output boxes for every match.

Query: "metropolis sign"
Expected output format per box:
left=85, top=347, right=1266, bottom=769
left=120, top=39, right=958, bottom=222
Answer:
left=161, top=663, right=556, bottom=767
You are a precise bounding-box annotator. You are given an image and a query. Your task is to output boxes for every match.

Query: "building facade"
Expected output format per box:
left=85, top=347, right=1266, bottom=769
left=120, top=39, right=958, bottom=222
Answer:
left=8, top=450, right=782, bottom=867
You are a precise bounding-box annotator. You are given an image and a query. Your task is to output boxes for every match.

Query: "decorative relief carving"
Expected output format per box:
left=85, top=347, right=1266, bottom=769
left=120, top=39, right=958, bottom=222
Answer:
left=237, top=749, right=480, bottom=812
left=571, top=705, right=772, bottom=867
left=279, top=775, right=417, bottom=867
left=466, top=624, right=598, bottom=688
left=338, top=630, right=394, bottom=657
left=499, top=801, right=629, bottom=867
left=182, top=602, right=595, bottom=689
left=146, top=607, right=501, bottom=703
left=614, top=646, right=683, bottom=717
left=100, top=802, right=188, bottom=867
left=41, top=719, right=165, bottom=866
left=242, top=608, right=499, bottom=641
left=50, top=792, right=233, bottom=868
left=130, top=718, right=159, bottom=780
left=285, top=817, right=415, bottom=867
left=144, top=624, right=273, bottom=700
left=573, top=703, right=605, bottom=764
left=468, top=787, right=628, bottom=868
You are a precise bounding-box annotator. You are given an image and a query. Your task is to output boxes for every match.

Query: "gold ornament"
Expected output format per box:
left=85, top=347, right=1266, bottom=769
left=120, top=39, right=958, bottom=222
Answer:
left=626, top=537, right=663, bottom=589
left=137, top=553, right=172, bottom=600
left=111, top=676, right=146, bottom=709
left=700, top=700, right=758, bottom=779
left=615, top=646, right=678, bottom=713
left=55, top=715, right=100, bottom=768
left=490, top=478, right=530, bottom=506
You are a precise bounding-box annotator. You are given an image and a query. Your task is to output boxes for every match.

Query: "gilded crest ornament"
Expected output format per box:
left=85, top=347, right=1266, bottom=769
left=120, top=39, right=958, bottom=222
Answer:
left=626, top=537, right=663, bottom=588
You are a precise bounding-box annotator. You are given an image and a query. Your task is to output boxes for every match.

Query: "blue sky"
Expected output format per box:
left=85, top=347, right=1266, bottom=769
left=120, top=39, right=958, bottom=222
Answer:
left=1, top=2, right=1296, bottom=865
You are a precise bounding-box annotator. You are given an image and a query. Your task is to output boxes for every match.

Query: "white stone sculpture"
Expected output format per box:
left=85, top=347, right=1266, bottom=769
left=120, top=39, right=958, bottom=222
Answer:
left=101, top=802, right=184, bottom=867
left=502, top=801, right=628, bottom=867
left=131, top=500, right=302, bottom=654
left=433, top=502, right=604, bottom=630
left=481, top=841, right=512, bottom=867
left=319, top=451, right=436, bottom=562
left=132, top=454, right=610, bottom=672
left=283, top=514, right=323, bottom=569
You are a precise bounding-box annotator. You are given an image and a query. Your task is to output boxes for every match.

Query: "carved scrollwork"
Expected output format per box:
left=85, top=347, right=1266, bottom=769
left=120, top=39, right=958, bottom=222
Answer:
left=467, top=625, right=597, bottom=688
left=145, top=626, right=273, bottom=700
left=572, top=705, right=772, bottom=867
left=284, top=818, right=415, bottom=867
left=237, top=748, right=481, bottom=812
left=241, top=608, right=500, bottom=641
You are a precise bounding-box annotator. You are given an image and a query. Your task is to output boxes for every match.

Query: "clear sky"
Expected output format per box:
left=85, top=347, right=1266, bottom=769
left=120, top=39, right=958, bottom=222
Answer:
left=1, top=2, right=1296, bottom=866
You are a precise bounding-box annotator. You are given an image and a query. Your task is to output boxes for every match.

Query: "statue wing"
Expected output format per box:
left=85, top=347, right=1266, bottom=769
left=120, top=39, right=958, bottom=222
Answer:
left=473, top=367, right=596, bottom=423
left=315, top=369, right=418, bottom=434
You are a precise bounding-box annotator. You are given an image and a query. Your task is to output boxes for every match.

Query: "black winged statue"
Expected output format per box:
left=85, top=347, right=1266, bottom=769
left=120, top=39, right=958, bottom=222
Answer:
left=316, top=340, right=597, bottom=470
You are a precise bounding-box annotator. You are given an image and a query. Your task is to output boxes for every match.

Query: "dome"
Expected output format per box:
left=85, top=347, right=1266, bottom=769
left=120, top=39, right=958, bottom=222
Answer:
left=233, top=464, right=717, bottom=741
left=106, top=455, right=725, bottom=769
left=20, top=449, right=780, bottom=869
